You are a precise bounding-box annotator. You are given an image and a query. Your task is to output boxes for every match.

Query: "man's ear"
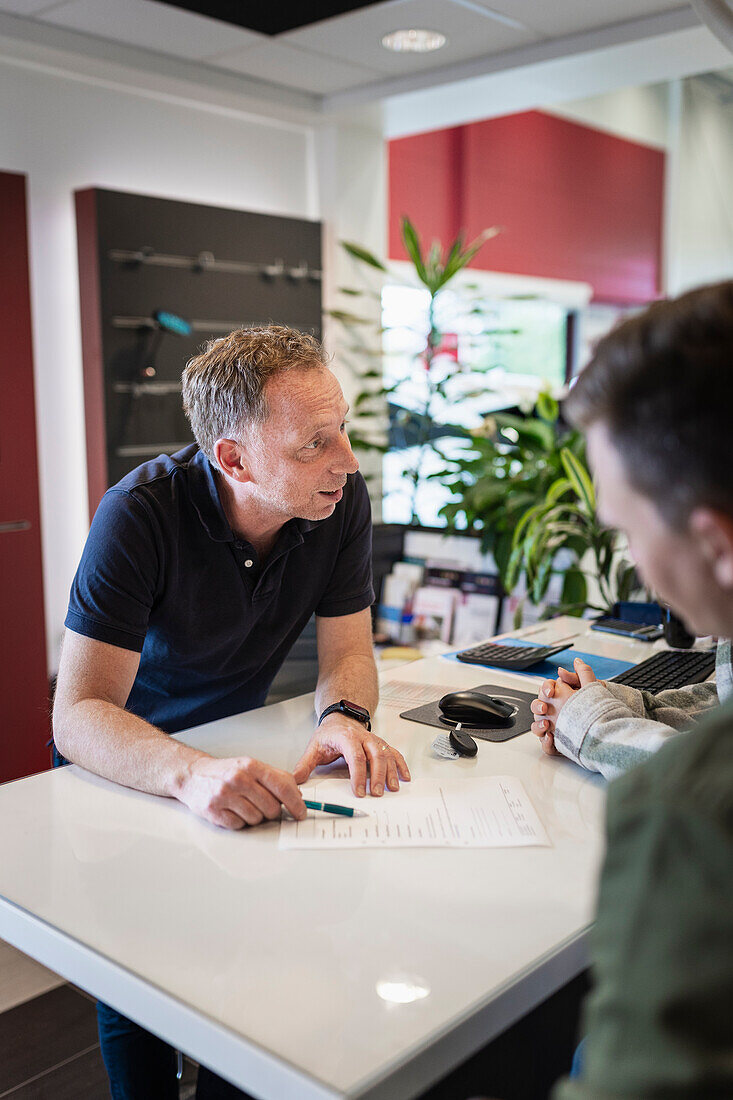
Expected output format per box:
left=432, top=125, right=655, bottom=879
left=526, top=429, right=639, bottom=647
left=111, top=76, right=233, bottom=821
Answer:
left=212, top=438, right=253, bottom=483
left=689, top=507, right=733, bottom=588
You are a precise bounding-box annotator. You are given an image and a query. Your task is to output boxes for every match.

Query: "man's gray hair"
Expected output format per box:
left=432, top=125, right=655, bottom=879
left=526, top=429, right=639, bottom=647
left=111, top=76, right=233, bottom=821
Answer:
left=181, top=325, right=326, bottom=460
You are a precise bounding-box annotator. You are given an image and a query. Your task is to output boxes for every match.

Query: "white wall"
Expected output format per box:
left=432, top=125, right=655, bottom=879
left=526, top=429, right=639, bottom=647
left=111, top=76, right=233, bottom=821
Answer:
left=315, top=106, right=387, bottom=516
left=0, top=54, right=315, bottom=670
left=666, top=77, right=733, bottom=294
left=547, top=82, right=672, bottom=148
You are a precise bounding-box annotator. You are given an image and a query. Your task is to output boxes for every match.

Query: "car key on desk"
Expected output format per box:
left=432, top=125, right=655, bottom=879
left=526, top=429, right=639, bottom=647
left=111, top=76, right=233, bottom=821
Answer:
left=449, top=724, right=478, bottom=757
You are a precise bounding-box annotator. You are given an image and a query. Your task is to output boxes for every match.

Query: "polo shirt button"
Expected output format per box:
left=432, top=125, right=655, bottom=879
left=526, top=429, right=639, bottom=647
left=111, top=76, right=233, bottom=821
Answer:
left=244, top=559, right=254, bottom=568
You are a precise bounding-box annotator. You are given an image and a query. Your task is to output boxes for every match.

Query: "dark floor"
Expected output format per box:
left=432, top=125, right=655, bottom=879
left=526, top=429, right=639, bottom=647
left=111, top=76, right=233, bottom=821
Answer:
left=0, top=984, right=197, bottom=1099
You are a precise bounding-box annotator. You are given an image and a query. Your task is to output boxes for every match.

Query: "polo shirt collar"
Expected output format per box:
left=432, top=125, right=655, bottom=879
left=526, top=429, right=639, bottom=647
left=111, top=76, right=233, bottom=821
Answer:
left=188, top=449, right=234, bottom=543
left=188, top=448, right=322, bottom=543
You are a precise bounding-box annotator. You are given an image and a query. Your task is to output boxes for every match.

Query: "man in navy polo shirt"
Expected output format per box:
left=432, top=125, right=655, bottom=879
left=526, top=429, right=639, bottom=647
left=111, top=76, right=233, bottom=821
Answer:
left=53, top=325, right=410, bottom=1099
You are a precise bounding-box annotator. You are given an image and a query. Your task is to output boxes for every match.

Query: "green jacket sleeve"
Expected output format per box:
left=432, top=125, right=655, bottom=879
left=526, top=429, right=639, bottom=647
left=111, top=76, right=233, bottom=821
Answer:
left=553, top=703, right=733, bottom=1099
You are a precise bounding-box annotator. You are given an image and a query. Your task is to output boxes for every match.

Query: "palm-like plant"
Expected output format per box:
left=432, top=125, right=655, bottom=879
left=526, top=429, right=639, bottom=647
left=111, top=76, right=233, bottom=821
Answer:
left=331, top=216, right=500, bottom=524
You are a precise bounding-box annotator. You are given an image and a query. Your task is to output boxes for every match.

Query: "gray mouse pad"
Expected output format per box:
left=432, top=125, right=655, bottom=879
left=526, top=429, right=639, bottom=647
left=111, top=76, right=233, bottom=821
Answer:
left=400, top=683, right=537, bottom=743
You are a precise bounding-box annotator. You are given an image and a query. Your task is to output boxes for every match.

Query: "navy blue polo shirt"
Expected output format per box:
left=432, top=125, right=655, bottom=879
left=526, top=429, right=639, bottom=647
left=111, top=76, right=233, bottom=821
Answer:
left=65, top=445, right=374, bottom=733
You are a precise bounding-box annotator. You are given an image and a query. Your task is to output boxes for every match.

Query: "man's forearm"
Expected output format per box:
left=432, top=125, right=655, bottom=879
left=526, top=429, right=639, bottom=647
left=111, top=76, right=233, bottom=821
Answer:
left=53, top=699, right=207, bottom=798
left=314, top=653, right=379, bottom=720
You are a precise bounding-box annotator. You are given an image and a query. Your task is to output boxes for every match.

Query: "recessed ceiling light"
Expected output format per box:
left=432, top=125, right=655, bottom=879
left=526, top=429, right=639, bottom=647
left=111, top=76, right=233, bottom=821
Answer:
left=381, top=28, right=447, bottom=53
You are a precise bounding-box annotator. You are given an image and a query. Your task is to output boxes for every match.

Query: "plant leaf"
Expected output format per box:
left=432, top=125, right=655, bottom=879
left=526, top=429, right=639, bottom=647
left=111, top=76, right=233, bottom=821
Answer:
left=441, top=226, right=501, bottom=285
left=545, top=477, right=572, bottom=506
left=443, top=233, right=465, bottom=275
left=494, top=413, right=556, bottom=452
left=615, top=560, right=639, bottom=603
left=511, top=501, right=548, bottom=552
left=473, top=479, right=510, bottom=510
left=561, top=568, right=588, bottom=612
left=401, top=217, right=428, bottom=286
left=560, top=447, right=596, bottom=514
left=536, top=391, right=559, bottom=422
left=426, top=239, right=442, bottom=284
left=532, top=555, right=554, bottom=603
left=492, top=531, right=514, bottom=581
left=326, top=309, right=371, bottom=326
left=504, top=543, right=524, bottom=593
left=340, top=240, right=387, bottom=272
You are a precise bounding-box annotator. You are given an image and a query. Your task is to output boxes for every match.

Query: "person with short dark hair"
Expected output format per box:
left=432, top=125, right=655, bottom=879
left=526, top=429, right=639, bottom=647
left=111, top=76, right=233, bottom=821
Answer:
left=53, top=325, right=410, bottom=1099
left=547, top=281, right=733, bottom=1098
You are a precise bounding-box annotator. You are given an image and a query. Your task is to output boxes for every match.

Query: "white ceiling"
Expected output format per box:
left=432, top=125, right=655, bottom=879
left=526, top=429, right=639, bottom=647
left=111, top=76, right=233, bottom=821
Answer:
left=0, top=0, right=708, bottom=100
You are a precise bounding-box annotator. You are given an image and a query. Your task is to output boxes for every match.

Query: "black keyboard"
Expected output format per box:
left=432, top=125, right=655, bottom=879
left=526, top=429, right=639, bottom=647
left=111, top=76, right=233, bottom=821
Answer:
left=456, top=641, right=572, bottom=671
left=610, top=648, right=716, bottom=692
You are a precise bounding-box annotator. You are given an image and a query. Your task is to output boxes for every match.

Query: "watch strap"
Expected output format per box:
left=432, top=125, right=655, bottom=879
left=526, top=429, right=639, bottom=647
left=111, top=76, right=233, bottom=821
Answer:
left=318, top=700, right=371, bottom=731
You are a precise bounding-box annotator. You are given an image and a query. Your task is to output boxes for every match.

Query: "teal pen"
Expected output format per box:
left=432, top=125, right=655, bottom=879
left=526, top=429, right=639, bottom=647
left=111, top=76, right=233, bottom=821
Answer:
left=303, top=799, right=365, bottom=818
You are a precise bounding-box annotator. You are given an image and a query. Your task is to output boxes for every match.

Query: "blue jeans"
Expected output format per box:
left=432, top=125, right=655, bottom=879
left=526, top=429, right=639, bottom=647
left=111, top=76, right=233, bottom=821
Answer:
left=96, top=1001, right=177, bottom=1099
left=97, top=1001, right=249, bottom=1097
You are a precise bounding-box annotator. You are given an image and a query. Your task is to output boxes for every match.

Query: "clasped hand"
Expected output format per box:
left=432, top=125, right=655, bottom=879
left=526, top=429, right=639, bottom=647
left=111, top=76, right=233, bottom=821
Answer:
left=530, top=657, right=597, bottom=755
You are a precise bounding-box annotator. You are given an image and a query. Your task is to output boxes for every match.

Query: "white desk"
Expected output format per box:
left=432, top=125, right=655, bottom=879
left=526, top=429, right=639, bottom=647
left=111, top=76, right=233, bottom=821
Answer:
left=0, top=619, right=657, bottom=1099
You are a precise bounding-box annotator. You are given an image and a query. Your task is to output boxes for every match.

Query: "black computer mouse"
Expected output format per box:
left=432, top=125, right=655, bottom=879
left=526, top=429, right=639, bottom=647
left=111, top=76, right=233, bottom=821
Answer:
left=438, top=690, right=515, bottom=728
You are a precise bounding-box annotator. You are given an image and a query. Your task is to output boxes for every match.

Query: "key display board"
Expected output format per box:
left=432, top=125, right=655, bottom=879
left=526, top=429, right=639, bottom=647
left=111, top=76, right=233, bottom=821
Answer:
left=75, top=188, right=322, bottom=518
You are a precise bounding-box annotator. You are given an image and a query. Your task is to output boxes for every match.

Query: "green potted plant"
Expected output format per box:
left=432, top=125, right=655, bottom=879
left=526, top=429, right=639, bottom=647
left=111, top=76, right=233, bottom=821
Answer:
left=438, top=394, right=642, bottom=624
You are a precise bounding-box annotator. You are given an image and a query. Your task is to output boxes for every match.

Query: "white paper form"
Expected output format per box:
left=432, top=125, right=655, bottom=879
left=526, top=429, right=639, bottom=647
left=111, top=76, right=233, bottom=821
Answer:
left=279, top=777, right=549, bottom=849
left=378, top=680, right=458, bottom=708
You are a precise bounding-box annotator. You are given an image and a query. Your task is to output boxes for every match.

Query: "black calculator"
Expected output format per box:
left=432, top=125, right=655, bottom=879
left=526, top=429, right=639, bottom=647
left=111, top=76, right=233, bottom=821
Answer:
left=456, top=641, right=572, bottom=671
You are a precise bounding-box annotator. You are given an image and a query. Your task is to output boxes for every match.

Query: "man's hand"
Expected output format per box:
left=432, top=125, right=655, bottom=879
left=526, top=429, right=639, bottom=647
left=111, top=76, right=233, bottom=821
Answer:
left=293, top=717, right=411, bottom=797
left=177, top=756, right=307, bottom=829
left=530, top=657, right=597, bottom=755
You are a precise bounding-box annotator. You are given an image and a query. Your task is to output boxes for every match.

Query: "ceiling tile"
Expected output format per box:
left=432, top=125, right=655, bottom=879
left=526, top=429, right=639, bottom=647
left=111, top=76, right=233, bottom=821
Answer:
left=477, top=0, right=685, bottom=39
left=282, top=0, right=538, bottom=76
left=207, top=39, right=381, bottom=95
left=39, top=0, right=262, bottom=60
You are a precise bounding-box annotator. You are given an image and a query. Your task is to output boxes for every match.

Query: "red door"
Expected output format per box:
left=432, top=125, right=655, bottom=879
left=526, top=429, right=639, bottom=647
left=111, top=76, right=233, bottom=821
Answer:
left=0, top=171, right=50, bottom=781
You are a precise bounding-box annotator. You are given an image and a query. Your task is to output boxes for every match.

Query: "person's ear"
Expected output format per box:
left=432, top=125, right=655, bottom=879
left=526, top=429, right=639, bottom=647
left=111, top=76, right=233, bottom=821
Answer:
left=689, top=507, right=733, bottom=588
left=212, top=438, right=253, bottom=483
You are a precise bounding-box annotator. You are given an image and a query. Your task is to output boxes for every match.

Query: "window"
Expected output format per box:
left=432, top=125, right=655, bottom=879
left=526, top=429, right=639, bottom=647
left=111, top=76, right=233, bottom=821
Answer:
left=380, top=283, right=569, bottom=527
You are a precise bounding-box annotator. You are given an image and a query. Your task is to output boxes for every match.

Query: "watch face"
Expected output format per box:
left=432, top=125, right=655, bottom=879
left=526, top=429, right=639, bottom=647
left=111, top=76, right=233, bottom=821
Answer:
left=341, top=700, right=369, bottom=721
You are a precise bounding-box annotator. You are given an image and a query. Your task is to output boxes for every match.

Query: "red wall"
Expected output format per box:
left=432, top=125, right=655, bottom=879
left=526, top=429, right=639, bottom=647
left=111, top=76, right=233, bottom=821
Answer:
left=0, top=172, right=51, bottom=781
left=389, top=110, right=665, bottom=304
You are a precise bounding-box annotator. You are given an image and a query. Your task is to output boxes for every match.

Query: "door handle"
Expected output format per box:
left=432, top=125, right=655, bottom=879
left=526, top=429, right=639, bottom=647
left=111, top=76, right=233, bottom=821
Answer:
left=0, top=521, right=31, bottom=533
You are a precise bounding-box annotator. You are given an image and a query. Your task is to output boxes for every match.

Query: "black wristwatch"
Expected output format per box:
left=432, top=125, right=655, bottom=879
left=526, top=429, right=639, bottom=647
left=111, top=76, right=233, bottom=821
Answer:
left=318, top=699, right=371, bottom=731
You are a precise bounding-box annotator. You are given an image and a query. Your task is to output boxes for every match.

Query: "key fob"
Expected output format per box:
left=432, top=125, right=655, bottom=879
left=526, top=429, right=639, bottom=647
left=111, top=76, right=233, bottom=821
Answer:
left=449, top=729, right=478, bottom=757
